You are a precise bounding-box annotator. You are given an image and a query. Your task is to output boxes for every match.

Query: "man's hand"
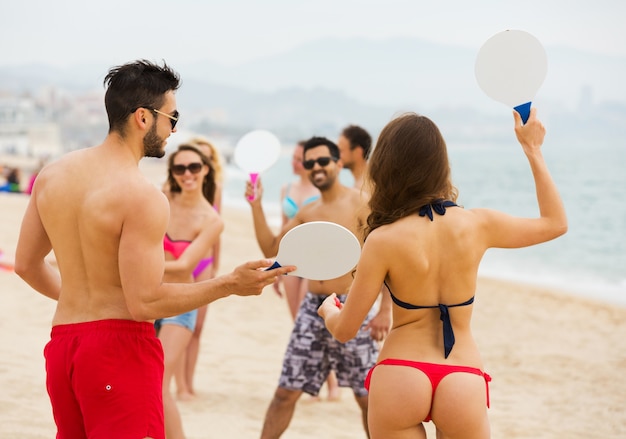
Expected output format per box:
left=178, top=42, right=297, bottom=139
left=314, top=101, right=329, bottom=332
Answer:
left=226, top=259, right=295, bottom=297
left=366, top=307, right=392, bottom=342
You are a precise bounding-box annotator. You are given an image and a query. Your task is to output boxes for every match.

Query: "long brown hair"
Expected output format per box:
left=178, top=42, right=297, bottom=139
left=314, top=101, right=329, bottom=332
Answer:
left=167, top=144, right=217, bottom=204
left=365, top=113, right=458, bottom=237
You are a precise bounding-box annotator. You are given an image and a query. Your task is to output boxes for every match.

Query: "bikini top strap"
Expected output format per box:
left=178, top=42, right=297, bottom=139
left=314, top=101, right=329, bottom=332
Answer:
left=419, top=200, right=458, bottom=221
left=440, top=296, right=474, bottom=357
left=385, top=280, right=475, bottom=359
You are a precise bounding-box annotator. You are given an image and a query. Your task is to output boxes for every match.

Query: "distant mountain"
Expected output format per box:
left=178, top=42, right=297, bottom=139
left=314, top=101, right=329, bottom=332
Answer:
left=1, top=37, right=624, bottom=142
left=178, top=37, right=485, bottom=111
left=178, top=37, right=626, bottom=111
left=175, top=79, right=398, bottom=138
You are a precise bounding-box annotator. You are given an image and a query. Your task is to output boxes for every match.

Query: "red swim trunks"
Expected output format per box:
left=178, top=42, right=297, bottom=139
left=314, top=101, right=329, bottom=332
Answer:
left=44, top=319, right=164, bottom=439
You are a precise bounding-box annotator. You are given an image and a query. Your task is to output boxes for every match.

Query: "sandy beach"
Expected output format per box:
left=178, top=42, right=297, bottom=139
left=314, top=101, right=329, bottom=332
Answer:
left=1, top=159, right=625, bottom=438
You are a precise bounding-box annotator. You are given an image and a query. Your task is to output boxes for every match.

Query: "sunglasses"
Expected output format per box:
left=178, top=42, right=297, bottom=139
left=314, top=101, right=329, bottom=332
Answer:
left=171, top=162, right=203, bottom=176
left=152, top=109, right=179, bottom=130
left=302, top=156, right=337, bottom=170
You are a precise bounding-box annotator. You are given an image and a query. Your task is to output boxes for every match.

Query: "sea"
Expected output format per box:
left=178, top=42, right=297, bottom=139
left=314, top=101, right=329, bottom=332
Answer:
left=220, top=136, right=626, bottom=308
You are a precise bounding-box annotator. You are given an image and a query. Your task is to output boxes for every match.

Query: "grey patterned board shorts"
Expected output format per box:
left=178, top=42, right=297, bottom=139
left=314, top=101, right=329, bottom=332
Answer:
left=278, top=292, right=379, bottom=397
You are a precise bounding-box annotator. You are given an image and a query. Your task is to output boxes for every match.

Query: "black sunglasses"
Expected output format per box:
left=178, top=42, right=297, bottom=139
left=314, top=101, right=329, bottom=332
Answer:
left=152, top=109, right=179, bottom=130
left=302, top=156, right=337, bottom=170
left=171, top=162, right=203, bottom=176
left=132, top=107, right=180, bottom=130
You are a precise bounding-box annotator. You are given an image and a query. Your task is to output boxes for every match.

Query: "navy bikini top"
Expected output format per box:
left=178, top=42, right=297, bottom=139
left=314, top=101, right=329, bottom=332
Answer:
left=386, top=200, right=474, bottom=359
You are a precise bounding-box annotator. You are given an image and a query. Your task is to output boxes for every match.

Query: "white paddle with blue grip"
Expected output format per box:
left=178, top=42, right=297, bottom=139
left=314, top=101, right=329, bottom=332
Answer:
left=266, top=221, right=361, bottom=281
left=475, top=29, right=547, bottom=123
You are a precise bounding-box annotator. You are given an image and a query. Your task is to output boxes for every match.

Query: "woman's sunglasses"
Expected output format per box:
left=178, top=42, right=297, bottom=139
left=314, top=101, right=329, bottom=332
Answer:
left=171, top=162, right=203, bottom=175
left=302, top=156, right=337, bottom=170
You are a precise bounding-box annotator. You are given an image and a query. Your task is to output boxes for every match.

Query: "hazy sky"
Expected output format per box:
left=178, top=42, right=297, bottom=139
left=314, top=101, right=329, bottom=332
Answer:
left=1, top=0, right=624, bottom=68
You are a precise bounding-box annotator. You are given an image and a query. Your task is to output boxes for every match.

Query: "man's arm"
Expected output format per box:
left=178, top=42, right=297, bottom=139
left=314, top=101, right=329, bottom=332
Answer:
left=120, top=188, right=294, bottom=321
left=245, top=178, right=301, bottom=257
left=14, top=190, right=61, bottom=300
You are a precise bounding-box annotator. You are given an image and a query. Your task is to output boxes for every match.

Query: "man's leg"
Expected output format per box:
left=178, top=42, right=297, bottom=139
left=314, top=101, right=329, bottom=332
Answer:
left=354, top=393, right=370, bottom=438
left=260, top=387, right=303, bottom=439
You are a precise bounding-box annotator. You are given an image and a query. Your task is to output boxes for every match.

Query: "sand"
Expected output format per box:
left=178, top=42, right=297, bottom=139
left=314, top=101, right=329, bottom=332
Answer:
left=1, top=159, right=625, bottom=438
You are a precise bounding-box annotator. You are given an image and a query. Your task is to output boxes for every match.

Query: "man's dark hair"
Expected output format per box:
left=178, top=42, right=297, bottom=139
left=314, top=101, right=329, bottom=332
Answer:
left=341, top=125, right=372, bottom=159
left=103, top=59, right=181, bottom=135
left=302, top=136, right=340, bottom=160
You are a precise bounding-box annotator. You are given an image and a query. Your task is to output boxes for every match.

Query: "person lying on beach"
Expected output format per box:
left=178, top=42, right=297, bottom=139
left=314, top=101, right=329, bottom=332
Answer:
left=14, top=59, right=293, bottom=439
left=318, top=108, right=567, bottom=439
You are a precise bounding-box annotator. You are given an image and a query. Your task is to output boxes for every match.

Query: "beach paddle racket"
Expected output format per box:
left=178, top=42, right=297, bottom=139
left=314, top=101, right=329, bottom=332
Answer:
left=234, top=129, right=281, bottom=201
left=266, top=221, right=361, bottom=281
left=475, top=29, right=547, bottom=123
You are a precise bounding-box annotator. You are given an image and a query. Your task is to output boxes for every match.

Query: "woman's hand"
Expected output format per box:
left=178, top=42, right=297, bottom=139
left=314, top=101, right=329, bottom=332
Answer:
left=317, top=292, right=341, bottom=320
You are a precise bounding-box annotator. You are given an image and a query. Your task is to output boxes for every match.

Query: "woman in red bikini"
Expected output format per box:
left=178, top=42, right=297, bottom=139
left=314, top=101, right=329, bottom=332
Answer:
left=319, top=108, right=567, bottom=438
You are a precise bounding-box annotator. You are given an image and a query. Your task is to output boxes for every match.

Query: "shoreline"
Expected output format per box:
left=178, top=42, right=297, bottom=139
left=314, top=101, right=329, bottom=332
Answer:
left=3, top=191, right=623, bottom=311
left=3, top=152, right=624, bottom=308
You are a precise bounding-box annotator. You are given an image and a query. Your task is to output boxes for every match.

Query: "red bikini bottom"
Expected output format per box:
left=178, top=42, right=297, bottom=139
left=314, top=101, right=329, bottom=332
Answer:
left=365, top=358, right=491, bottom=422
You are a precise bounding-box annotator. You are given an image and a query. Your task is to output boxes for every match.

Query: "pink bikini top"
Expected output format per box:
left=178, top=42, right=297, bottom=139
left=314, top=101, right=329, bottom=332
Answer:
left=163, top=233, right=191, bottom=259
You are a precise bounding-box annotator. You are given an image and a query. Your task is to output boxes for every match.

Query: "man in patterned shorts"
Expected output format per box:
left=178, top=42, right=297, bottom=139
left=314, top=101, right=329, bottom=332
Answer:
left=246, top=136, right=392, bottom=438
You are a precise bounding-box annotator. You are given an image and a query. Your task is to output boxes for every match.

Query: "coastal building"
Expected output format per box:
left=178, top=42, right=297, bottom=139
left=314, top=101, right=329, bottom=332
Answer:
left=0, top=92, right=62, bottom=158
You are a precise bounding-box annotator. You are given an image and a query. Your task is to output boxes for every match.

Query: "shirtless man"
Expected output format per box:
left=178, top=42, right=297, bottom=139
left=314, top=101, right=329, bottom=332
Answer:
left=337, top=124, right=372, bottom=190
left=246, top=136, right=391, bottom=438
left=14, top=59, right=293, bottom=439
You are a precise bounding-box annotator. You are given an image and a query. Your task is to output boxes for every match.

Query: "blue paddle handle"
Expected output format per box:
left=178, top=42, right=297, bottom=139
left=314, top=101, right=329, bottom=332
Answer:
left=265, top=261, right=282, bottom=271
left=514, top=101, right=532, bottom=124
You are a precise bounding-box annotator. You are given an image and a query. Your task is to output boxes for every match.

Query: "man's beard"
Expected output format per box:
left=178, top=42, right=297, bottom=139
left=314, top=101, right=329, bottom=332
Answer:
left=310, top=171, right=335, bottom=191
left=143, top=122, right=165, bottom=158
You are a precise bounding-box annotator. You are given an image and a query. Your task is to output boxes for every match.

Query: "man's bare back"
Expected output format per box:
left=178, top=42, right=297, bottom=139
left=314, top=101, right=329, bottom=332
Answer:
left=33, top=144, right=170, bottom=324
left=17, top=94, right=292, bottom=324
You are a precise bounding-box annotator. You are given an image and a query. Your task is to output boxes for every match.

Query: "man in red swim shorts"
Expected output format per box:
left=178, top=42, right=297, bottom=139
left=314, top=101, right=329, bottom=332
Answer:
left=45, top=320, right=164, bottom=438
left=14, top=60, right=294, bottom=438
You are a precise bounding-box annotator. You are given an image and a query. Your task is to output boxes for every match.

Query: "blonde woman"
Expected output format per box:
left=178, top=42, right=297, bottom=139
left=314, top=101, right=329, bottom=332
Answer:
left=174, top=136, right=225, bottom=400
left=157, top=144, right=223, bottom=438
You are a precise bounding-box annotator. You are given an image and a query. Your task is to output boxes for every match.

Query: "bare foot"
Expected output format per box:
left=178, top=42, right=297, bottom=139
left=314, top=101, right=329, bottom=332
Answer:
left=177, top=391, right=195, bottom=402
left=301, top=394, right=322, bottom=404
left=326, top=386, right=341, bottom=402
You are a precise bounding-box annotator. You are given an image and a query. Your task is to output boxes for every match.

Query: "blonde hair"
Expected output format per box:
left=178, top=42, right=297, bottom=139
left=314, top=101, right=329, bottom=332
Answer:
left=188, top=136, right=225, bottom=183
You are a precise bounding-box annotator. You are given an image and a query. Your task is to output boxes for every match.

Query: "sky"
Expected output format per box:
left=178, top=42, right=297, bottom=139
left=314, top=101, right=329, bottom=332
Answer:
left=1, top=0, right=625, bottom=68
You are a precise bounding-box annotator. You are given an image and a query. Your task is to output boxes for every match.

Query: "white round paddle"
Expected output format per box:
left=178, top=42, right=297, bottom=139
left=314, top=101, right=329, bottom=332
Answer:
left=266, top=221, right=362, bottom=281
left=234, top=129, right=281, bottom=201
left=475, top=29, right=547, bottom=123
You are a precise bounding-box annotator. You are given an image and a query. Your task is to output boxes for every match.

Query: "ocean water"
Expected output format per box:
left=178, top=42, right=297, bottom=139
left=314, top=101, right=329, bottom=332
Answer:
left=221, top=137, right=626, bottom=307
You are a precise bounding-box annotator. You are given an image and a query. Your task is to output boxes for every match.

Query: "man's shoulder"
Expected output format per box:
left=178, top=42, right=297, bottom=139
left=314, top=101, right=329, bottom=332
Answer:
left=124, top=179, right=168, bottom=211
left=343, top=185, right=369, bottom=203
